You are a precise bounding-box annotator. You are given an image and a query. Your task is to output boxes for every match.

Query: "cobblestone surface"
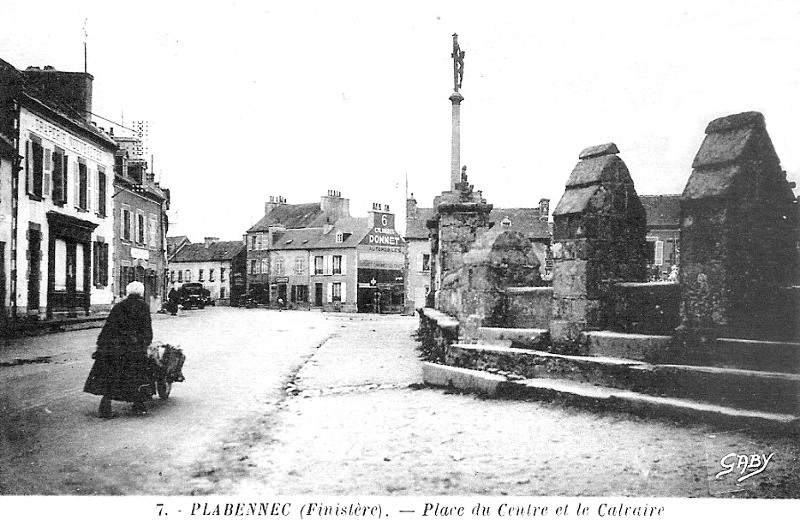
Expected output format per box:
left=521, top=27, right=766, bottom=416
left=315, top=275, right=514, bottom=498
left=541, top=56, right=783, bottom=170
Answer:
left=234, top=315, right=800, bottom=497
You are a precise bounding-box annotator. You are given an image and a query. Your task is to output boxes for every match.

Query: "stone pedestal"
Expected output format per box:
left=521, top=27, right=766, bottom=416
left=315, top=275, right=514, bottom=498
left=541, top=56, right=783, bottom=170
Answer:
left=678, top=111, right=800, bottom=342
left=550, top=143, right=648, bottom=353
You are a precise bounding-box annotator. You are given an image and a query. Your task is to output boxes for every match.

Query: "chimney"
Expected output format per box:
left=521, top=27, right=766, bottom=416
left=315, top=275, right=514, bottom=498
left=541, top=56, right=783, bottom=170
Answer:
left=265, top=195, right=287, bottom=215
left=204, top=237, right=219, bottom=248
left=320, top=189, right=350, bottom=222
left=406, top=194, right=418, bottom=219
left=22, top=67, right=94, bottom=122
left=539, top=198, right=550, bottom=221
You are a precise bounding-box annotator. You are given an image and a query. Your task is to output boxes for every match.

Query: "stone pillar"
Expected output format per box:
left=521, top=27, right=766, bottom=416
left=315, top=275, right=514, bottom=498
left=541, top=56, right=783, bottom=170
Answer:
left=428, top=169, right=493, bottom=318
left=678, top=112, right=800, bottom=343
left=550, top=143, right=648, bottom=353
left=449, top=92, right=464, bottom=190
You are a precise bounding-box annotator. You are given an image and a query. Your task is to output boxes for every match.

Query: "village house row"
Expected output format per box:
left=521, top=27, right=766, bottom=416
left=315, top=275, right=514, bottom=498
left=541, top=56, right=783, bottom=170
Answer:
left=167, top=187, right=679, bottom=315
left=0, top=59, right=170, bottom=326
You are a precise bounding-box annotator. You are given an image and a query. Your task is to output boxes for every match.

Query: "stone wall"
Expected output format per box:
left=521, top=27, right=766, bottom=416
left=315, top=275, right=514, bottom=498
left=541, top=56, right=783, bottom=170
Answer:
left=606, top=282, right=681, bottom=335
left=504, top=287, right=553, bottom=329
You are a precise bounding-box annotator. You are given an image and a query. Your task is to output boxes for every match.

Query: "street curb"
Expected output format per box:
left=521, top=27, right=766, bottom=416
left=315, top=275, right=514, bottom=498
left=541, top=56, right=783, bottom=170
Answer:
left=422, top=362, right=800, bottom=433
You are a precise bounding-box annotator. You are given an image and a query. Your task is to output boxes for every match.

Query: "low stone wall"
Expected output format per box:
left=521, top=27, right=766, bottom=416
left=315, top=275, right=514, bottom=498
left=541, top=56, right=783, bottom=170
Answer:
left=503, top=287, right=552, bottom=329
left=606, top=281, right=680, bottom=335
left=417, top=307, right=459, bottom=363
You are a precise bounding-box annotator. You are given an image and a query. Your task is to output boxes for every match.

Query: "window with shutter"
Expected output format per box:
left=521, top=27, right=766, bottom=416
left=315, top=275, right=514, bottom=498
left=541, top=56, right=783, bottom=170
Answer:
left=654, top=241, right=664, bottom=266
left=98, top=169, right=107, bottom=217
left=78, top=161, right=88, bottom=210
left=74, top=160, right=80, bottom=208
left=30, top=139, right=44, bottom=199
left=52, top=149, right=65, bottom=204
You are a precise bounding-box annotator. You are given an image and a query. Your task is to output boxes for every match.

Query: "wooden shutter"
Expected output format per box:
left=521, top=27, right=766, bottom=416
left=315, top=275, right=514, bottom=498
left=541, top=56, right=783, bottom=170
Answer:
left=62, top=155, right=69, bottom=204
left=74, top=161, right=80, bottom=208
left=326, top=282, right=333, bottom=303
left=87, top=165, right=94, bottom=213
left=25, top=141, right=33, bottom=194
left=341, top=255, right=347, bottom=275
left=340, top=282, right=346, bottom=303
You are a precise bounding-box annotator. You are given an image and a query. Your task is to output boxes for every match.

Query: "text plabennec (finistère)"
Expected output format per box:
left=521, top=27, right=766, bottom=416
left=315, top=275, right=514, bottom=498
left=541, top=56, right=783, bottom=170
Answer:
left=188, top=503, right=383, bottom=518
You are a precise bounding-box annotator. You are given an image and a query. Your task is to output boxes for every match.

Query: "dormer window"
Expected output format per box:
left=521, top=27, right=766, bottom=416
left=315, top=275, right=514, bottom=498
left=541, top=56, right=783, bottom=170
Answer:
left=336, top=232, right=343, bottom=243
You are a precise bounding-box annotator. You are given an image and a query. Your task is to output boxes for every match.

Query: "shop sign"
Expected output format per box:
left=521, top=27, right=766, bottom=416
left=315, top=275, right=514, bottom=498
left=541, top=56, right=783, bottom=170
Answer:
left=275, top=277, right=289, bottom=283
left=130, top=247, right=150, bottom=260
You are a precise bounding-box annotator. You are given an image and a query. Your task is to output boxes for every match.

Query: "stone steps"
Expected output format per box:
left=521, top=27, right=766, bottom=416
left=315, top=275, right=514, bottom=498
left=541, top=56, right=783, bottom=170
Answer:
left=446, top=343, right=800, bottom=415
left=708, top=338, right=800, bottom=373
left=476, top=327, right=549, bottom=349
left=422, top=362, right=800, bottom=432
left=583, top=330, right=672, bottom=361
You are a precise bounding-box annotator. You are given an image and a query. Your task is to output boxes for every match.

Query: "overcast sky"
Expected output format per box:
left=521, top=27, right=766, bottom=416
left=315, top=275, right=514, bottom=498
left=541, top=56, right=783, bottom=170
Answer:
left=3, top=0, right=799, bottom=240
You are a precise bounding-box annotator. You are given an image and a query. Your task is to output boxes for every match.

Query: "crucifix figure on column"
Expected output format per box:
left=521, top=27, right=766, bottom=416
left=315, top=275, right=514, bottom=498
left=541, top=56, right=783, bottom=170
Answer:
left=452, top=33, right=465, bottom=92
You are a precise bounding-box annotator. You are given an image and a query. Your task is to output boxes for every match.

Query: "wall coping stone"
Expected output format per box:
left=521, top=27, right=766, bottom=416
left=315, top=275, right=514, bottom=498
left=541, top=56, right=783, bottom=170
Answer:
left=578, top=142, right=620, bottom=160
left=505, top=286, right=553, bottom=294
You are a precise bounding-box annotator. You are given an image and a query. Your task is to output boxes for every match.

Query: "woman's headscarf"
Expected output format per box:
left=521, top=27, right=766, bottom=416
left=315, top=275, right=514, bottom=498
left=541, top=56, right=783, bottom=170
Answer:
left=126, top=281, right=145, bottom=298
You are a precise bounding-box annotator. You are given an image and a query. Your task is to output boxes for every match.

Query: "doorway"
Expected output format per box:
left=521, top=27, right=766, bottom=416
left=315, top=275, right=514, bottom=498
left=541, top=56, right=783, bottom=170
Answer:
left=314, top=283, right=323, bottom=306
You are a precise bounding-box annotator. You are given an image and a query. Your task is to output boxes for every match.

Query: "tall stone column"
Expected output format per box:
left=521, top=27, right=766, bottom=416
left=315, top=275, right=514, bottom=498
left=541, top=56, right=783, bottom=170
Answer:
left=550, top=143, right=647, bottom=353
left=449, top=91, right=464, bottom=190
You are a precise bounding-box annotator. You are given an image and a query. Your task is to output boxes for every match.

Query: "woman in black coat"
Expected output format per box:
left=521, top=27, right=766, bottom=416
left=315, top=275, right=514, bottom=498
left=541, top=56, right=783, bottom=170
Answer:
left=84, top=281, right=154, bottom=418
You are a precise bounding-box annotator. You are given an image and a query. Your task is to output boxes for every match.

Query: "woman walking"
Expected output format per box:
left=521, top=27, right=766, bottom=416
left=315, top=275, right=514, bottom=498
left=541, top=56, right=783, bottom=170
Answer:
left=84, top=281, right=154, bottom=418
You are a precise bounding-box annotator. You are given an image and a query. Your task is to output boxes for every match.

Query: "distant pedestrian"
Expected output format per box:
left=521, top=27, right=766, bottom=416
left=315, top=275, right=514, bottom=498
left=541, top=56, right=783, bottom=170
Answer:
left=84, top=281, right=154, bottom=418
left=278, top=297, right=285, bottom=312
left=167, top=285, right=179, bottom=315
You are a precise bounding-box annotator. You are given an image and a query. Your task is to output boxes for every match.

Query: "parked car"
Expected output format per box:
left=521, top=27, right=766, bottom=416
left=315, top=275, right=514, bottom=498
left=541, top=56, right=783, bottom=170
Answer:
left=178, top=282, right=212, bottom=309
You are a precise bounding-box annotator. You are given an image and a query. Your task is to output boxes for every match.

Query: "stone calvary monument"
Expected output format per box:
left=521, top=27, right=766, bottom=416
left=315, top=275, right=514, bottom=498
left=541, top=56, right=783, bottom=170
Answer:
left=418, top=35, right=800, bottom=430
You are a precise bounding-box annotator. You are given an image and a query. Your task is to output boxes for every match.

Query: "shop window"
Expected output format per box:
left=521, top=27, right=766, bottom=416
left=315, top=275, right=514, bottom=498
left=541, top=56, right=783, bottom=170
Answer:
left=92, top=241, right=109, bottom=287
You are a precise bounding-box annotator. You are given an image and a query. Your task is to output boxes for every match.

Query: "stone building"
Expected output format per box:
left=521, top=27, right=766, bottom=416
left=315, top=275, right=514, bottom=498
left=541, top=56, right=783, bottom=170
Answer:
left=112, top=135, right=170, bottom=310
left=405, top=193, right=550, bottom=314
left=168, top=237, right=246, bottom=305
left=0, top=62, right=117, bottom=319
left=0, top=60, right=21, bottom=324
left=244, top=192, right=405, bottom=312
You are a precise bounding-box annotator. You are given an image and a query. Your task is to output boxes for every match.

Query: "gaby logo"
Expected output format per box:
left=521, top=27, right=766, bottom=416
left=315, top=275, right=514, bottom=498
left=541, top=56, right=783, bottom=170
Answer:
left=715, top=452, right=775, bottom=482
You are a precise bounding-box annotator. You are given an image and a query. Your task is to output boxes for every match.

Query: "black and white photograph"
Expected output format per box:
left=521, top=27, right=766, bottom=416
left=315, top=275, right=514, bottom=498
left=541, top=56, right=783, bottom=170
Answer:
left=1, top=1, right=798, bottom=517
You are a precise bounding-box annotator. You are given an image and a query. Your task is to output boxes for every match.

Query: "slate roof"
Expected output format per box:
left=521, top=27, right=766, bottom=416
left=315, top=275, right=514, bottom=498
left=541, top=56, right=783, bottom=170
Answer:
left=405, top=207, right=436, bottom=240
left=247, top=203, right=330, bottom=232
left=489, top=208, right=549, bottom=240
left=639, top=195, right=681, bottom=228
left=171, top=240, right=245, bottom=263
left=268, top=218, right=371, bottom=251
